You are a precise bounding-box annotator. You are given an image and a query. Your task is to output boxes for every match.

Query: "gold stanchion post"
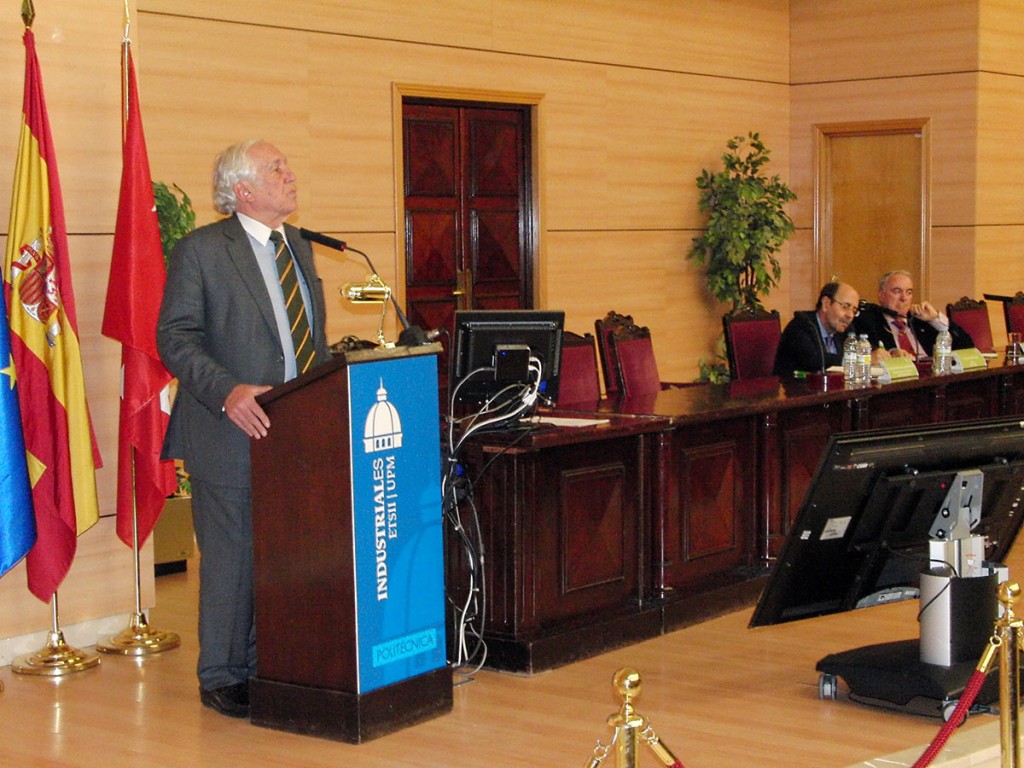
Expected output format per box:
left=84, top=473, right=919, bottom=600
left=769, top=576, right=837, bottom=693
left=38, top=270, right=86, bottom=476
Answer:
left=584, top=668, right=685, bottom=768
left=997, top=582, right=1022, bottom=768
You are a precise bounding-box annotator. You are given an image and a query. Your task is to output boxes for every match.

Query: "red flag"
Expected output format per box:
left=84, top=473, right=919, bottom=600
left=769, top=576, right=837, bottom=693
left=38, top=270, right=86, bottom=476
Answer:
left=5, top=29, right=102, bottom=601
left=102, top=45, right=176, bottom=548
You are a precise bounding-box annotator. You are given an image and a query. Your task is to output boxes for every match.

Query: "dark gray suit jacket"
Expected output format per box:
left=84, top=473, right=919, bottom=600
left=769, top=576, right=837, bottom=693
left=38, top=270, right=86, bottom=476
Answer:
left=157, top=215, right=331, bottom=487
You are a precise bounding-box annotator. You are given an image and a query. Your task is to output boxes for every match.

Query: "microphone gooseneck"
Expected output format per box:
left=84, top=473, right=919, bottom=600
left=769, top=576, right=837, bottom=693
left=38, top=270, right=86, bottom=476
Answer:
left=301, top=227, right=440, bottom=345
left=858, top=300, right=903, bottom=319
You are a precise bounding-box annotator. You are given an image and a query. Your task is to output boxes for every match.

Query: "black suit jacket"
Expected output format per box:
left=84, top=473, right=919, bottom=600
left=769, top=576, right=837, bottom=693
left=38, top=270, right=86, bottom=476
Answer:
left=773, top=310, right=843, bottom=377
left=157, top=215, right=331, bottom=487
left=852, top=306, right=974, bottom=359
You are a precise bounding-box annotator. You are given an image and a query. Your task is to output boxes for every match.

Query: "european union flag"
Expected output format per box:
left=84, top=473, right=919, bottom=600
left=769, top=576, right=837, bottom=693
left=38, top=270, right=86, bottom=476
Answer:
left=0, top=284, right=35, bottom=577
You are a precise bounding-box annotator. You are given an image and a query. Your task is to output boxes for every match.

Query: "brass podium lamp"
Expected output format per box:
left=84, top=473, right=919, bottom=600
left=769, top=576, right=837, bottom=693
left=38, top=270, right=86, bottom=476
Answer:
left=343, top=274, right=393, bottom=347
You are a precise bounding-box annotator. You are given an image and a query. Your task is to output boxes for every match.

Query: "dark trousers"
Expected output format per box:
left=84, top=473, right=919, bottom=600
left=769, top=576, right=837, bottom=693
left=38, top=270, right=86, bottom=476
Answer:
left=190, top=479, right=256, bottom=690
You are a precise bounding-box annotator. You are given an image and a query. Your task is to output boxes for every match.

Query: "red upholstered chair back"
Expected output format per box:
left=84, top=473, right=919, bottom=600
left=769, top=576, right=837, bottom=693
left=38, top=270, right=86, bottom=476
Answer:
left=594, top=311, right=635, bottom=395
left=1000, top=292, right=1024, bottom=335
left=557, top=331, right=601, bottom=405
left=722, top=307, right=781, bottom=381
left=610, top=333, right=662, bottom=397
left=946, top=297, right=994, bottom=353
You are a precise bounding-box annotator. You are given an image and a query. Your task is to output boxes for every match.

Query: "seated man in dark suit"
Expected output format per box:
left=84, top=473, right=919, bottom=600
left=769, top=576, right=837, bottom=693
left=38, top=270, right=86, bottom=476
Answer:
left=854, top=270, right=974, bottom=363
left=773, top=282, right=860, bottom=377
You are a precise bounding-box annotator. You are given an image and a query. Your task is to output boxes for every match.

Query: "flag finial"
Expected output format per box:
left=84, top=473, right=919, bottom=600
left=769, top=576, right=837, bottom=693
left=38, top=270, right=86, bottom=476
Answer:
left=21, top=0, right=35, bottom=28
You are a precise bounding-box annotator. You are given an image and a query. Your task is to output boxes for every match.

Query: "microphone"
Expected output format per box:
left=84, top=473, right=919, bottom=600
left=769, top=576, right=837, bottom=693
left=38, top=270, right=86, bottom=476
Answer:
left=858, top=300, right=902, bottom=319
left=301, top=227, right=439, bottom=346
left=299, top=228, right=347, bottom=254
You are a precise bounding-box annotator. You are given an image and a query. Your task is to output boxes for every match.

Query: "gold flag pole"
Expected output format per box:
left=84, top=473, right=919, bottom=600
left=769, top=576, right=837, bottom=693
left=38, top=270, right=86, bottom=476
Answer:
left=97, top=450, right=180, bottom=655
left=96, top=8, right=179, bottom=656
left=13, top=592, right=101, bottom=675
left=9, top=0, right=99, bottom=680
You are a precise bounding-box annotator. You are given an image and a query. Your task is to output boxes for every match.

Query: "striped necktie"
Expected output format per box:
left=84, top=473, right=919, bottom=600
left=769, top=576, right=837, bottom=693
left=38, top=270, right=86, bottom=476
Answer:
left=269, top=230, right=315, bottom=375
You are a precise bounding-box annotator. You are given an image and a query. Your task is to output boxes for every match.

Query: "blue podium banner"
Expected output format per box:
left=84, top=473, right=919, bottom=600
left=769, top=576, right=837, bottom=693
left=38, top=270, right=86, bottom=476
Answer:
left=347, top=353, right=446, bottom=692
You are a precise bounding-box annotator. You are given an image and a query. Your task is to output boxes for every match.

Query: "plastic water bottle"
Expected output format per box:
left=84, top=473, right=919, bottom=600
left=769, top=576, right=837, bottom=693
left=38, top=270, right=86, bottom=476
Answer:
left=856, top=334, right=872, bottom=385
left=842, top=333, right=858, bottom=385
left=934, top=329, right=953, bottom=375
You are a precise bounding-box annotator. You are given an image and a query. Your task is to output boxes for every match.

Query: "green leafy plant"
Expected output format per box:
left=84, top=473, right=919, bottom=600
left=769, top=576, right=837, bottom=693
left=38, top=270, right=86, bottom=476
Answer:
left=688, top=132, right=796, bottom=312
left=153, top=181, right=195, bottom=497
left=153, top=181, right=195, bottom=265
left=696, top=336, right=730, bottom=383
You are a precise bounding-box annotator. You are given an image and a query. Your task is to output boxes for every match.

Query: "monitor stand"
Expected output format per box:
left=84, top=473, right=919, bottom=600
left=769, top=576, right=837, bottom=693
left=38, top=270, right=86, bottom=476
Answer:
left=815, top=564, right=1000, bottom=720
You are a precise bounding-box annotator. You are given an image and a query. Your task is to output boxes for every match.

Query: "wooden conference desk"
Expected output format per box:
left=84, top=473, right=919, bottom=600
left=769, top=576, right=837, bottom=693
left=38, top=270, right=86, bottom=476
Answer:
left=452, top=361, right=1024, bottom=674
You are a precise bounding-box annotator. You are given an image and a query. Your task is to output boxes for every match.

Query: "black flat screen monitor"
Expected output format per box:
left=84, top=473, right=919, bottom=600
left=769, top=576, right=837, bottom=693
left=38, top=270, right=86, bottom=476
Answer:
left=450, top=310, right=565, bottom=404
left=750, top=417, right=1024, bottom=628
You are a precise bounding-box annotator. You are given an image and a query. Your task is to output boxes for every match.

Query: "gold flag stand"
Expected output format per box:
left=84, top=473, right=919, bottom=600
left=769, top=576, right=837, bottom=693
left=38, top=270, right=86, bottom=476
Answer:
left=97, top=452, right=180, bottom=655
left=13, top=593, right=100, bottom=676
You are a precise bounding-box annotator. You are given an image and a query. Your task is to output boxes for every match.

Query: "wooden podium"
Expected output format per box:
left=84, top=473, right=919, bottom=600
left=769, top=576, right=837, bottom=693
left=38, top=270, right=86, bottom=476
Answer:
left=249, top=344, right=451, bottom=743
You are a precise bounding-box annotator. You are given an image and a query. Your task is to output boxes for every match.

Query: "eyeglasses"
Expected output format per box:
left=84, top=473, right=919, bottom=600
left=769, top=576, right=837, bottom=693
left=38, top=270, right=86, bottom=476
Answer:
left=830, top=298, right=860, bottom=316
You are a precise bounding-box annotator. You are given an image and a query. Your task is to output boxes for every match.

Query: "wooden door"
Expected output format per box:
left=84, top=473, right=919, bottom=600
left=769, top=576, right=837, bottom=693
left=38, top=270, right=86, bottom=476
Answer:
left=816, top=120, right=930, bottom=299
left=402, top=101, right=533, bottom=345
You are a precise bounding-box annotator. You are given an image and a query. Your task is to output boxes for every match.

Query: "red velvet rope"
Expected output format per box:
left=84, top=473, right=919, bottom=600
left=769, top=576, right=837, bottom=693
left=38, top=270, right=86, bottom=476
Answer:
left=910, top=668, right=987, bottom=768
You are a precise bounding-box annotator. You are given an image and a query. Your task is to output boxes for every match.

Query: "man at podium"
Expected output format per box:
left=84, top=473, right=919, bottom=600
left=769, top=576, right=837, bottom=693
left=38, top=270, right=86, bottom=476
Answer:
left=157, top=139, right=332, bottom=718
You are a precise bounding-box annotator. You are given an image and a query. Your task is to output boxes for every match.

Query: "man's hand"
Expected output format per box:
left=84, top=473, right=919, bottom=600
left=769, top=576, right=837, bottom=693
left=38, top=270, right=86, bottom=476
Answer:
left=871, top=347, right=891, bottom=364
left=224, top=384, right=274, bottom=439
left=909, top=301, right=939, bottom=322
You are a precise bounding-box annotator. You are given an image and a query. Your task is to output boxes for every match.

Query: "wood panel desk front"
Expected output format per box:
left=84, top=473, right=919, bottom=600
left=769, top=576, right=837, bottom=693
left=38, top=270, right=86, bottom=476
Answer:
left=455, top=362, right=1024, bottom=673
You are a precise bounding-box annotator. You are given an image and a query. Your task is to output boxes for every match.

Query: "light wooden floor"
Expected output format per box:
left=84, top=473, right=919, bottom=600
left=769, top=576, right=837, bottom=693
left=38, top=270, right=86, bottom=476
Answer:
left=2, top=541, right=1019, bottom=768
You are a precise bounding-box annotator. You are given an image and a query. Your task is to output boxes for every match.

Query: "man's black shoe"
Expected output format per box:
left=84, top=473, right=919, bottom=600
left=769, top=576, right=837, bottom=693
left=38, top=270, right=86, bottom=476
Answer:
left=199, top=682, right=250, bottom=718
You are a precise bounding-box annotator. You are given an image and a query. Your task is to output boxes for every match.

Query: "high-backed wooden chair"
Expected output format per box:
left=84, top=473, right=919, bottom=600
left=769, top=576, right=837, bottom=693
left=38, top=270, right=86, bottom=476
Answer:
left=722, top=307, right=781, bottom=381
left=946, top=296, right=994, bottom=353
left=610, top=330, right=662, bottom=397
left=985, top=292, right=1024, bottom=337
left=556, top=331, right=601, bottom=405
left=594, top=311, right=634, bottom=396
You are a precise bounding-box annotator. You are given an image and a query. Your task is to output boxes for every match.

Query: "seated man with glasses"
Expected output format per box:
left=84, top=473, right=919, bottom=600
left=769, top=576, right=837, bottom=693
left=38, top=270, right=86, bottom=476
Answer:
left=854, top=270, right=974, bottom=363
left=773, top=281, right=861, bottom=377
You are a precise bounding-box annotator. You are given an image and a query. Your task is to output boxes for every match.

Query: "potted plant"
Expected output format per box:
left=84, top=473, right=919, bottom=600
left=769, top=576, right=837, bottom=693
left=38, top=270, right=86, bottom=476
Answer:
left=688, top=132, right=796, bottom=312
left=688, top=132, right=796, bottom=380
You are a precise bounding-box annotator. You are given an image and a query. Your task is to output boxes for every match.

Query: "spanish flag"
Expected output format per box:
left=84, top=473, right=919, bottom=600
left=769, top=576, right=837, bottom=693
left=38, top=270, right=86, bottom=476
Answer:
left=102, top=44, right=176, bottom=550
left=4, top=28, right=102, bottom=601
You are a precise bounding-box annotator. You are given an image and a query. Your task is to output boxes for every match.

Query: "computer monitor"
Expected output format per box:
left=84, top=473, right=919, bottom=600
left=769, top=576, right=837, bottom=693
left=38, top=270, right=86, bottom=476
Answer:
left=450, top=310, right=565, bottom=404
left=750, top=417, right=1024, bottom=628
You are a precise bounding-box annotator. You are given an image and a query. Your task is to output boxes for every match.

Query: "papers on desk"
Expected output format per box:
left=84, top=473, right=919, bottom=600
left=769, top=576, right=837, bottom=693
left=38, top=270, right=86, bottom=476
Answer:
left=529, top=415, right=610, bottom=428
left=826, top=365, right=898, bottom=380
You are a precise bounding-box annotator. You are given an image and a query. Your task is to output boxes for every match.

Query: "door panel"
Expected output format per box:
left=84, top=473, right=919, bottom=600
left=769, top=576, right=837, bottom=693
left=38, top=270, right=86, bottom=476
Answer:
left=403, top=101, right=531, bottom=328
left=817, top=121, right=929, bottom=299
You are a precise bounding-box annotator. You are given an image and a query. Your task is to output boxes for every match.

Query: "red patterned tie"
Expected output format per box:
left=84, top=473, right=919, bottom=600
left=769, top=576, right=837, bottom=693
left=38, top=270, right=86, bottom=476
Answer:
left=893, top=319, right=916, bottom=355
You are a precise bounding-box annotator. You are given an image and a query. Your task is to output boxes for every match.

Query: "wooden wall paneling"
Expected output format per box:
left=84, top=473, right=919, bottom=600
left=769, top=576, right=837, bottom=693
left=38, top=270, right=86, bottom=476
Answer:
left=790, top=0, right=979, bottom=83
left=0, top=518, right=154, bottom=646
left=980, top=0, right=1024, bottom=75
left=139, top=0, right=790, bottom=84
left=544, top=229, right=714, bottom=383
left=790, top=75, right=977, bottom=231
left=930, top=225, right=979, bottom=317
left=139, top=17, right=314, bottom=230
left=0, top=3, right=122, bottom=234
left=975, top=225, right=1024, bottom=344
left=140, top=7, right=789, bottom=386
left=976, top=72, right=1024, bottom=225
